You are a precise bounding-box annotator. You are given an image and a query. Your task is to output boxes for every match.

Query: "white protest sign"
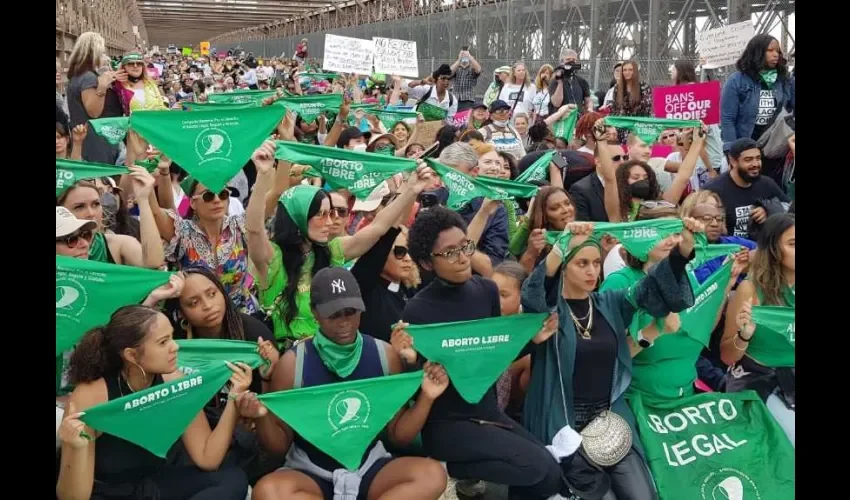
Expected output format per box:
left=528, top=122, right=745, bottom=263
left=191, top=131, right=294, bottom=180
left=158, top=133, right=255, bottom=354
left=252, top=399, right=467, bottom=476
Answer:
left=323, top=34, right=374, bottom=74
left=372, top=37, right=419, bottom=77
left=697, top=21, right=755, bottom=69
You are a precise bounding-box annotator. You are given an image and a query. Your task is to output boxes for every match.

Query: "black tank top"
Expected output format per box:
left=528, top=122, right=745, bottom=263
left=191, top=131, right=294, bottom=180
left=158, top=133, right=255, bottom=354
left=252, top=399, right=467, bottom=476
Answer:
left=92, top=373, right=169, bottom=496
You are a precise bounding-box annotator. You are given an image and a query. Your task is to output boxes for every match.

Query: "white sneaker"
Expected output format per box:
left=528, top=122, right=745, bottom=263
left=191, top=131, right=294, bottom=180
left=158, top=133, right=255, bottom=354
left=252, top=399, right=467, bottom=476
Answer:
left=455, top=479, right=487, bottom=497
left=439, top=477, right=459, bottom=500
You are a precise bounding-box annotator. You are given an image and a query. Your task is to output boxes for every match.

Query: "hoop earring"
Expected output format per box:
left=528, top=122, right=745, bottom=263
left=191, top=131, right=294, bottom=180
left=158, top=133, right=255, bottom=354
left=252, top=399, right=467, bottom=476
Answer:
left=131, top=361, right=148, bottom=382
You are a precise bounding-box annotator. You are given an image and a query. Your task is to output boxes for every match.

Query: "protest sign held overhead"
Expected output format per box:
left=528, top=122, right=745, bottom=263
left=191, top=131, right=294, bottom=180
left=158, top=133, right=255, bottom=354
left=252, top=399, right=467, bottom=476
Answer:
left=372, top=37, right=419, bottom=77
left=323, top=34, right=375, bottom=74
left=653, top=81, right=721, bottom=124
left=697, top=20, right=756, bottom=69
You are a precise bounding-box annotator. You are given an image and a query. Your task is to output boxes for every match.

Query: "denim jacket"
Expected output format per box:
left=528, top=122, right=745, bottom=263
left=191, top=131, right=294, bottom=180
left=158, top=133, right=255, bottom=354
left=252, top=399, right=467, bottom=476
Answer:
left=720, top=71, right=792, bottom=152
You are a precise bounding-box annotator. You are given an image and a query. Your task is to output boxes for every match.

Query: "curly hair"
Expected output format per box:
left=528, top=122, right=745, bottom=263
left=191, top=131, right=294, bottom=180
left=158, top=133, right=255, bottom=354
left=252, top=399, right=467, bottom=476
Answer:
left=68, top=305, right=160, bottom=384
left=408, top=206, right=468, bottom=265
left=615, top=160, right=661, bottom=220
left=575, top=111, right=605, bottom=142
left=750, top=213, right=795, bottom=305
left=735, top=34, right=788, bottom=81
left=497, top=151, right=519, bottom=180
left=164, top=266, right=245, bottom=341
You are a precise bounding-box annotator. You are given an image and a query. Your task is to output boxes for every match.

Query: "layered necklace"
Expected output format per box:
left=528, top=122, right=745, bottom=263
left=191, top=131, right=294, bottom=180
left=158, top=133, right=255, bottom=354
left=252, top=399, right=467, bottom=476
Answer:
left=568, top=298, right=594, bottom=340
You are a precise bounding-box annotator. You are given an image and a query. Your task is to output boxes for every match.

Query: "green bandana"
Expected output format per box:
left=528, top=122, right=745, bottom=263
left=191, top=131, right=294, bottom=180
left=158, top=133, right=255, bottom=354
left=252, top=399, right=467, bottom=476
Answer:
left=89, top=117, right=130, bottom=145
left=679, top=258, right=735, bottom=347
left=258, top=371, right=422, bottom=470
left=176, top=339, right=267, bottom=376
left=552, top=108, right=579, bottom=141
left=183, top=101, right=259, bottom=111
left=81, top=364, right=235, bottom=457
left=299, top=72, right=339, bottom=81
left=547, top=219, right=684, bottom=263
left=56, top=159, right=130, bottom=197
left=417, top=101, right=448, bottom=122
left=312, top=330, right=364, bottom=379
left=476, top=175, right=540, bottom=201
left=747, top=305, right=795, bottom=367
left=279, top=184, right=322, bottom=235
left=349, top=103, right=381, bottom=112
left=691, top=234, right=744, bottom=268
left=349, top=110, right=418, bottom=131
left=759, top=69, right=778, bottom=87
left=278, top=94, right=343, bottom=123
left=56, top=256, right=173, bottom=356
left=87, top=232, right=110, bottom=263
left=628, top=391, right=794, bottom=500
left=207, top=89, right=277, bottom=105
left=562, top=239, right=603, bottom=265
left=274, top=142, right=417, bottom=200
left=134, top=155, right=161, bottom=174
left=424, top=159, right=501, bottom=210
left=407, top=313, right=549, bottom=403
left=130, top=106, right=285, bottom=192
left=374, top=144, right=396, bottom=156
left=604, top=116, right=702, bottom=144
left=515, top=151, right=555, bottom=183
left=120, top=53, right=143, bottom=65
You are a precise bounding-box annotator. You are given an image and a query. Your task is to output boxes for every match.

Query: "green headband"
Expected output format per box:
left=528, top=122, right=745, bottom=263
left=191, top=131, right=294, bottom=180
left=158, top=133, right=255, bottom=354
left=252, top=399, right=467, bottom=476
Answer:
left=121, top=53, right=144, bottom=65
left=180, top=175, right=197, bottom=197
left=563, top=238, right=602, bottom=264
left=279, top=185, right=322, bottom=236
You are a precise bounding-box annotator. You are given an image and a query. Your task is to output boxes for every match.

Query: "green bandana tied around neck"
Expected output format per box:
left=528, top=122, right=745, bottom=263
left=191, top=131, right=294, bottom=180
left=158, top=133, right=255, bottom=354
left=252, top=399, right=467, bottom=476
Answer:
left=207, top=89, right=277, bottom=105
left=258, top=371, right=423, bottom=470
left=130, top=106, right=285, bottom=192
left=311, top=330, right=364, bottom=379
left=274, top=141, right=417, bottom=200
left=278, top=94, right=342, bottom=123
left=747, top=305, right=795, bottom=367
left=760, top=69, right=778, bottom=87
left=515, top=151, right=555, bottom=183
left=552, top=108, right=579, bottom=141
left=279, top=184, right=322, bottom=236
left=547, top=219, right=684, bottom=263
left=374, top=144, right=396, bottom=156
left=56, top=159, right=130, bottom=197
left=604, top=116, right=702, bottom=144
left=56, top=256, right=173, bottom=356
left=417, top=101, right=448, bottom=122
left=89, top=116, right=130, bottom=145
left=406, top=313, right=549, bottom=403
left=175, top=339, right=267, bottom=376
left=628, top=390, right=795, bottom=500
left=80, top=363, right=235, bottom=457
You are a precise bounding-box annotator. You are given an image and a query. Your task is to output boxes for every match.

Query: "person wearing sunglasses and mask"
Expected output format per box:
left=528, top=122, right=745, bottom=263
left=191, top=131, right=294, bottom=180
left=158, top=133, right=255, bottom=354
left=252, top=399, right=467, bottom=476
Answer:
left=478, top=100, right=526, bottom=162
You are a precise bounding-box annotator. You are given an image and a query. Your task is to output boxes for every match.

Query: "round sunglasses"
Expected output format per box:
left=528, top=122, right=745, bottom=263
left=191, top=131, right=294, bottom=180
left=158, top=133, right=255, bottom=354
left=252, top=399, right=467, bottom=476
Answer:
left=57, top=229, right=94, bottom=248
left=392, top=245, right=409, bottom=259
left=193, top=189, right=231, bottom=203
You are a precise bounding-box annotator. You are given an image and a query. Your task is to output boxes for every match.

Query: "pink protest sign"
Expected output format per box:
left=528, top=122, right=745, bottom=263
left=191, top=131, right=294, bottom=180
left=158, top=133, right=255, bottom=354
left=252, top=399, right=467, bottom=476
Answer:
left=652, top=81, right=721, bottom=125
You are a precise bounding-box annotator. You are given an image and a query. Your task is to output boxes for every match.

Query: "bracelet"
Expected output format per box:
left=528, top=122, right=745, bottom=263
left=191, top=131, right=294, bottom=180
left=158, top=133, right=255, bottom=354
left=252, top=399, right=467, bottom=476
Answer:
left=736, top=329, right=753, bottom=342
left=227, top=392, right=244, bottom=401
left=732, top=335, right=749, bottom=351
left=95, top=89, right=107, bottom=97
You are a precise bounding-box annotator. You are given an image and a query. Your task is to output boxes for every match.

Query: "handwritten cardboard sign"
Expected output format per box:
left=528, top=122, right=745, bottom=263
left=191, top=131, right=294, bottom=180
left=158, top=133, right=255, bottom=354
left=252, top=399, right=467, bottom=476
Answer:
left=372, top=37, right=419, bottom=78
left=652, top=81, right=721, bottom=125
left=697, top=21, right=755, bottom=69
left=323, top=34, right=374, bottom=74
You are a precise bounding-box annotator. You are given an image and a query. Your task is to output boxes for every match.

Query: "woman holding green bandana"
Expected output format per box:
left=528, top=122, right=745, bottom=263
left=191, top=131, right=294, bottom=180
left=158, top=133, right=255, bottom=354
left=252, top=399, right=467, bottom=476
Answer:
left=113, top=52, right=167, bottom=114
left=510, top=186, right=576, bottom=273
left=521, top=218, right=705, bottom=499
left=246, top=140, right=434, bottom=346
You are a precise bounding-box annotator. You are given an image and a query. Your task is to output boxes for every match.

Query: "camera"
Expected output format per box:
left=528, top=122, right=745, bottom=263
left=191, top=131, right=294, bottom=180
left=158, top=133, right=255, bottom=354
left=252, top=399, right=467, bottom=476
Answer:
left=554, top=62, right=582, bottom=79
left=418, top=192, right=441, bottom=210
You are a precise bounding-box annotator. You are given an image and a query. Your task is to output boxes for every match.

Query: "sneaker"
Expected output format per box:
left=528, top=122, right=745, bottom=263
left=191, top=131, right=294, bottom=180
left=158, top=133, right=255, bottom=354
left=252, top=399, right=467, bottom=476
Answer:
left=455, top=479, right=487, bottom=497
left=439, top=477, right=459, bottom=500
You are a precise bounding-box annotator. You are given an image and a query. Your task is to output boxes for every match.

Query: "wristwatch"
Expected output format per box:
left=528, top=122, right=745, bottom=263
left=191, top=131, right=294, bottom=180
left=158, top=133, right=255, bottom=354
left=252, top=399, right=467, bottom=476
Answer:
left=637, top=329, right=653, bottom=349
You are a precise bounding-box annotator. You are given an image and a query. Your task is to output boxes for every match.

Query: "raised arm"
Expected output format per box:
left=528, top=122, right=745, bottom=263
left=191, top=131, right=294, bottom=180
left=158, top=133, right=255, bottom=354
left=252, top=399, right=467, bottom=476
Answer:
left=324, top=99, right=351, bottom=147
left=128, top=166, right=165, bottom=269
left=662, top=127, right=705, bottom=204
left=70, top=124, right=87, bottom=161
left=246, top=140, right=278, bottom=287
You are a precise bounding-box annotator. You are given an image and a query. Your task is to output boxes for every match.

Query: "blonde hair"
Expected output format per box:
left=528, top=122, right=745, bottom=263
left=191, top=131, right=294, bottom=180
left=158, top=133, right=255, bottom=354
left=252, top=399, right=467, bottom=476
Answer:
left=472, top=142, right=496, bottom=156
left=679, top=190, right=724, bottom=219
left=535, top=64, right=553, bottom=90
left=397, top=227, right=421, bottom=289
left=510, top=61, right=532, bottom=86
left=67, top=32, right=106, bottom=79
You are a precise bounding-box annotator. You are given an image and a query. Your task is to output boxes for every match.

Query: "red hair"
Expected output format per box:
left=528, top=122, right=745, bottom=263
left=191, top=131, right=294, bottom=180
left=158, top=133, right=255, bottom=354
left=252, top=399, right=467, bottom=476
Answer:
left=575, top=112, right=604, bottom=142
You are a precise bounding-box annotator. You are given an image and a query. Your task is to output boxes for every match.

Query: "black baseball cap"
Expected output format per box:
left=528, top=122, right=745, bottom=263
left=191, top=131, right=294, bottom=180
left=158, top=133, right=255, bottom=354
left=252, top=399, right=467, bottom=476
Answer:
left=336, top=126, right=370, bottom=149
left=489, top=100, right=511, bottom=113
left=472, top=100, right=487, bottom=110
left=310, top=267, right=366, bottom=318
left=728, top=138, right=760, bottom=159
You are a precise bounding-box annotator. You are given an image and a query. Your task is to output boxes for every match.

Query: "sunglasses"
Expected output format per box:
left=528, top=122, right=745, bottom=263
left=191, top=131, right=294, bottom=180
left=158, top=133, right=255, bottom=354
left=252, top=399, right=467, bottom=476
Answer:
left=328, top=308, right=359, bottom=320
left=332, top=207, right=349, bottom=218
left=194, top=189, right=231, bottom=203
left=611, top=154, right=629, bottom=162
left=57, top=229, right=94, bottom=248
left=640, top=200, right=677, bottom=209
left=125, top=62, right=144, bottom=68
left=393, top=245, right=409, bottom=259
left=661, top=133, right=676, bottom=140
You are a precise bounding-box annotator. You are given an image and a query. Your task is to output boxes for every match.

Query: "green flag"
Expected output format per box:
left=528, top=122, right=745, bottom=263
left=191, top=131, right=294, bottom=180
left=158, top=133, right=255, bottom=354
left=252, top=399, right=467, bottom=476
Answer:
left=176, top=339, right=266, bottom=376
left=417, top=101, right=447, bottom=122
left=258, top=371, right=423, bottom=470
left=476, top=176, right=539, bottom=201
left=551, top=108, right=579, bottom=140
left=425, top=159, right=501, bottom=210
left=130, top=106, right=285, bottom=192
left=298, top=72, right=339, bottom=81
left=279, top=94, right=342, bottom=123
left=547, top=219, right=684, bottom=262
left=515, top=151, right=555, bottom=183
left=407, top=313, right=548, bottom=403
left=679, top=258, right=734, bottom=347
left=690, top=234, right=744, bottom=268
left=274, top=141, right=417, bottom=199
left=183, top=101, right=259, bottom=111
left=363, top=109, right=419, bottom=130
left=56, top=159, right=130, bottom=197
left=207, top=89, right=277, bottom=105
left=628, top=391, right=794, bottom=500
left=80, top=364, right=234, bottom=457
left=748, top=306, right=795, bottom=367
left=89, top=116, right=130, bottom=145
left=56, top=256, right=172, bottom=356
left=604, top=116, right=702, bottom=144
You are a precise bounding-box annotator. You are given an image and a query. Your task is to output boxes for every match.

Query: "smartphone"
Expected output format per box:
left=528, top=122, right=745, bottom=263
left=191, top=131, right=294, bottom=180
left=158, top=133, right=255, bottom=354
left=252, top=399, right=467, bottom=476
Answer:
left=551, top=152, right=568, bottom=169
left=420, top=141, right=440, bottom=159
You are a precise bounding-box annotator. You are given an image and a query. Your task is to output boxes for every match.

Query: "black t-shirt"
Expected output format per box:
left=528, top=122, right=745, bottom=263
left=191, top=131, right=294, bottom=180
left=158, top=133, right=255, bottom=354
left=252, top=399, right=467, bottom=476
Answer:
left=403, top=275, right=502, bottom=421
left=704, top=173, right=788, bottom=238
left=547, top=73, right=590, bottom=114
left=566, top=298, right=616, bottom=405
left=67, top=71, right=124, bottom=165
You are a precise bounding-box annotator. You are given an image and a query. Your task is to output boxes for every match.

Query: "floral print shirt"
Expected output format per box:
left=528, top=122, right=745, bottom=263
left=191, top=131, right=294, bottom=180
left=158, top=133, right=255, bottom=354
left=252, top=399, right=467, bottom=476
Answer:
left=164, top=210, right=259, bottom=314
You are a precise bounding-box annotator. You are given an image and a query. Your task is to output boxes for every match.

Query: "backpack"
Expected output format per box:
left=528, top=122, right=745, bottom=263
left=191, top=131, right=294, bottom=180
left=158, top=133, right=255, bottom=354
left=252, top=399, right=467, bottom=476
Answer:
left=417, top=85, right=455, bottom=110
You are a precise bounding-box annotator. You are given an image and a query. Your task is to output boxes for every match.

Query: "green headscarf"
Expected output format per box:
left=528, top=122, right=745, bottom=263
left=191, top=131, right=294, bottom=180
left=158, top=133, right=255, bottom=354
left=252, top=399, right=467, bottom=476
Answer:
left=279, top=185, right=322, bottom=236
left=121, top=52, right=144, bottom=66
left=563, top=238, right=603, bottom=264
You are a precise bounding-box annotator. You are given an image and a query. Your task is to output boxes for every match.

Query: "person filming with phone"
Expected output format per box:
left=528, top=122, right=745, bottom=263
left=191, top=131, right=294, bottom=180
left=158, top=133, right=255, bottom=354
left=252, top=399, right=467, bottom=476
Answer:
left=548, top=49, right=592, bottom=114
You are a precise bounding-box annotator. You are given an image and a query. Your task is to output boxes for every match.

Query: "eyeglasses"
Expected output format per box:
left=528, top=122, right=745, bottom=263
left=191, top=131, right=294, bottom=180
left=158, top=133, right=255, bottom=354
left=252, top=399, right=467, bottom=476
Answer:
left=661, top=133, right=677, bottom=141
left=194, top=189, right=231, bottom=203
left=332, top=207, right=349, bottom=218
left=640, top=200, right=677, bottom=209
left=611, top=154, right=629, bottom=162
left=697, top=214, right=725, bottom=224
left=314, top=208, right=333, bottom=220
left=57, top=229, right=94, bottom=248
left=431, top=239, right=476, bottom=263
left=393, top=245, right=409, bottom=259
left=328, top=308, right=359, bottom=320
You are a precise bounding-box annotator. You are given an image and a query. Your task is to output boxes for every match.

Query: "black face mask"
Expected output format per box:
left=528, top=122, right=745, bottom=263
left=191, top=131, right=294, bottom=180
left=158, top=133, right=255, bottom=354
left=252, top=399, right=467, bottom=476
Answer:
left=629, top=179, right=652, bottom=200
left=128, top=75, right=141, bottom=83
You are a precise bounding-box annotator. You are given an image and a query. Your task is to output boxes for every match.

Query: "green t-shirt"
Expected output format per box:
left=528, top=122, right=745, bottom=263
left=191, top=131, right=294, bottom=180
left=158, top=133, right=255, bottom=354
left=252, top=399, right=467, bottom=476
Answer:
left=600, top=266, right=702, bottom=399
left=259, top=238, right=346, bottom=342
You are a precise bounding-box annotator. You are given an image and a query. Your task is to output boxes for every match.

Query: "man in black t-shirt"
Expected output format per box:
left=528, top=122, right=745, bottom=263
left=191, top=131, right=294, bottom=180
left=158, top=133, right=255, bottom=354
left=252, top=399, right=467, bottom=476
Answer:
left=704, top=138, right=789, bottom=238
left=548, top=49, right=591, bottom=115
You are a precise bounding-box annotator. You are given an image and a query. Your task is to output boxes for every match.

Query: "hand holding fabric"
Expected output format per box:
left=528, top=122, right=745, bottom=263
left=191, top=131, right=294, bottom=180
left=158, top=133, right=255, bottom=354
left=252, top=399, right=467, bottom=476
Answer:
left=144, top=273, right=185, bottom=305
left=532, top=312, right=559, bottom=344
left=58, top=402, right=90, bottom=449
left=528, top=228, right=547, bottom=255
left=391, top=321, right=417, bottom=364
left=129, top=165, right=156, bottom=199
left=406, top=161, right=436, bottom=195
left=226, top=361, right=254, bottom=394
left=256, top=336, right=280, bottom=371
left=252, top=139, right=277, bottom=175
left=421, top=362, right=449, bottom=401
left=737, top=298, right=756, bottom=339
left=72, top=124, right=88, bottom=143
left=677, top=217, right=705, bottom=257
left=236, top=392, right=268, bottom=419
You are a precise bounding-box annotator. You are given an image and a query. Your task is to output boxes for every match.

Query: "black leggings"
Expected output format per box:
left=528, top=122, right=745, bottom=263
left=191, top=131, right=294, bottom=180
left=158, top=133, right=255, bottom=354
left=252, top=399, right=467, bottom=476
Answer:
left=422, top=413, right=564, bottom=500
left=92, top=465, right=248, bottom=500
left=564, top=449, right=656, bottom=500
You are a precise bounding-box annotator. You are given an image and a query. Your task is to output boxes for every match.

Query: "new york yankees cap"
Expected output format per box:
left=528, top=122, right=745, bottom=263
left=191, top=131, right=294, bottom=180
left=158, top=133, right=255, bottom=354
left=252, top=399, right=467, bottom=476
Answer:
left=310, top=267, right=366, bottom=318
